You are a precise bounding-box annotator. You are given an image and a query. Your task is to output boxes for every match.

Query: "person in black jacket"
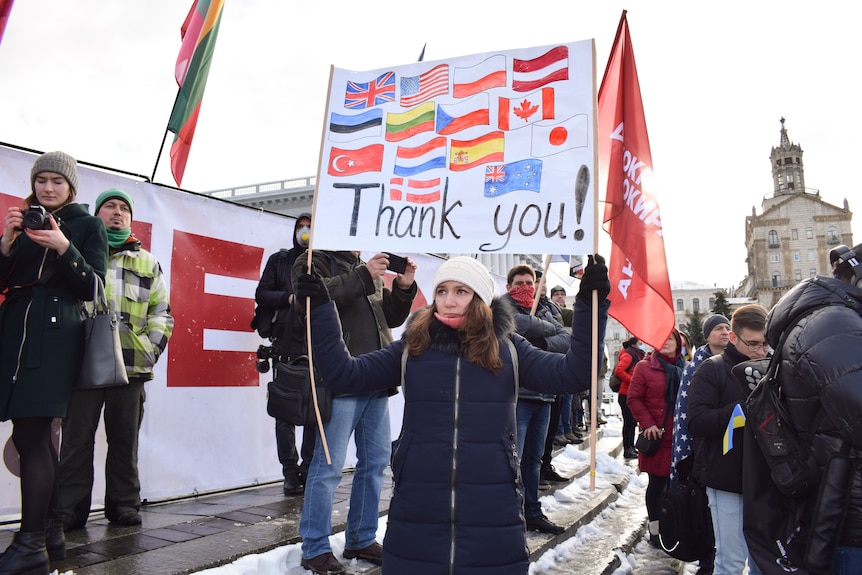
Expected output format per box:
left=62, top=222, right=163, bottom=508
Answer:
left=688, top=304, right=769, bottom=575
left=746, top=244, right=862, bottom=574
left=505, top=264, right=570, bottom=534
left=293, top=255, right=609, bottom=575
left=254, top=213, right=314, bottom=495
left=0, top=151, right=108, bottom=574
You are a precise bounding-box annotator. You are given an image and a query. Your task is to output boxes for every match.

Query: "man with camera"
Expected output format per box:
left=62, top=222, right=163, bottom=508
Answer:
left=253, top=213, right=316, bottom=496
left=291, top=250, right=417, bottom=575
left=59, top=188, right=173, bottom=529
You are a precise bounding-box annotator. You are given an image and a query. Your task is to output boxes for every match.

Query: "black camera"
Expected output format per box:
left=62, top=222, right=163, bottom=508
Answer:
left=21, top=206, right=51, bottom=230
left=255, top=344, right=279, bottom=374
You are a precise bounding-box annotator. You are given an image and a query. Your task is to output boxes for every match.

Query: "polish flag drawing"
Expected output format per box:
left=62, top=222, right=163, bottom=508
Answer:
left=452, top=55, right=506, bottom=98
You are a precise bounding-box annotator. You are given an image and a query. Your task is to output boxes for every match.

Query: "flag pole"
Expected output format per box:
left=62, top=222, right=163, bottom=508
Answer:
left=530, top=254, right=553, bottom=315
left=151, top=87, right=182, bottom=183
left=589, top=32, right=602, bottom=492
left=304, top=64, right=337, bottom=466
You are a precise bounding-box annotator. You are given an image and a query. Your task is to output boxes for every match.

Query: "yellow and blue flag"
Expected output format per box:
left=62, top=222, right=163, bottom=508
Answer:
left=722, top=403, right=746, bottom=454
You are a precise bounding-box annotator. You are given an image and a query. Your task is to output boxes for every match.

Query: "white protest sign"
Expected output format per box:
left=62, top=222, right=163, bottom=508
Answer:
left=314, top=40, right=597, bottom=254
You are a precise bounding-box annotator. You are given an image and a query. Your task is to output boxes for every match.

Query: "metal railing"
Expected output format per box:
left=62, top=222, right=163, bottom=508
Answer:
left=205, top=176, right=316, bottom=200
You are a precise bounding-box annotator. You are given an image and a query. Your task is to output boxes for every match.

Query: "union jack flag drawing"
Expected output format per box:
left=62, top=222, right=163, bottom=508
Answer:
left=485, top=165, right=507, bottom=183
left=345, top=71, right=396, bottom=109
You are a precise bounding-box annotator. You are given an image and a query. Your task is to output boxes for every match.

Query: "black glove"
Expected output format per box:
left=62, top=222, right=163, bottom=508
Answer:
left=294, top=266, right=331, bottom=309
left=577, top=254, right=610, bottom=304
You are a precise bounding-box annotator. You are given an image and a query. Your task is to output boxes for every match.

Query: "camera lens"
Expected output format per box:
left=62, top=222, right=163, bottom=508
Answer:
left=22, top=207, right=50, bottom=230
left=255, top=359, right=270, bottom=374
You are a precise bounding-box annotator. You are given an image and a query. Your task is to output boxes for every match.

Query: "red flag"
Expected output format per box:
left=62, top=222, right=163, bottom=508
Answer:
left=167, top=0, right=224, bottom=187
left=598, top=11, right=675, bottom=350
left=0, top=0, right=15, bottom=47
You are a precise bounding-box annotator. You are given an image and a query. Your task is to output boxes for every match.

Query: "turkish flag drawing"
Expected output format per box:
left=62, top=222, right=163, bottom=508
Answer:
left=598, top=11, right=675, bottom=350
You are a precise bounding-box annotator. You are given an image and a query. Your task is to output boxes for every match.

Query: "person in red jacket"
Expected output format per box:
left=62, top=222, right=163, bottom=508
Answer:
left=626, top=328, right=686, bottom=547
left=615, top=337, right=644, bottom=459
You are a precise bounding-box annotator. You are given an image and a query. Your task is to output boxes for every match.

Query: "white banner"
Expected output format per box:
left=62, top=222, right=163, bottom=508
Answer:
left=315, top=40, right=597, bottom=255
left=0, top=145, right=506, bottom=519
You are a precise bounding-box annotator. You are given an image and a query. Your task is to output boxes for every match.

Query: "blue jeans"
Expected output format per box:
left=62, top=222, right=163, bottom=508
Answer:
left=300, top=391, right=390, bottom=559
left=706, top=487, right=761, bottom=575
left=515, top=399, right=551, bottom=518
left=834, top=545, right=862, bottom=574
left=556, top=394, right=573, bottom=435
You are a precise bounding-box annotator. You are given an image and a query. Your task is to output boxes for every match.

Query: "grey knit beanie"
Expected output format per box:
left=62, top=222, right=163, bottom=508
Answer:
left=30, top=151, right=79, bottom=194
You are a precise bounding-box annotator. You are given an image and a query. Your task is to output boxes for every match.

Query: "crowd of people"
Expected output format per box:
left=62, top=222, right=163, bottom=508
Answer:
left=615, top=247, right=862, bottom=575
left=1, top=150, right=859, bottom=575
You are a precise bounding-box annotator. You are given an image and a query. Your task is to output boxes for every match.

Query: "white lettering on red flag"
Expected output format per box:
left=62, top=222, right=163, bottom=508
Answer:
left=598, top=12, right=675, bottom=350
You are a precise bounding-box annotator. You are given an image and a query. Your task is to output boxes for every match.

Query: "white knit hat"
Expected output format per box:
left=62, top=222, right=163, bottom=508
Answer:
left=432, top=256, right=495, bottom=305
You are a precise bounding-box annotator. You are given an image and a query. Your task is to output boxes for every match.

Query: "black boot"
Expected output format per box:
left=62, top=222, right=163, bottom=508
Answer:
left=45, top=518, right=66, bottom=561
left=0, top=531, right=49, bottom=575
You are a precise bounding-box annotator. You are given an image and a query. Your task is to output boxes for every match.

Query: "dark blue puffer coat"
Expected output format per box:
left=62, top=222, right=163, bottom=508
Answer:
left=309, top=296, right=607, bottom=575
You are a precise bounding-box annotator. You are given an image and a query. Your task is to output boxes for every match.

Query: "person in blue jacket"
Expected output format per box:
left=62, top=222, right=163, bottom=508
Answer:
left=294, top=255, right=609, bottom=575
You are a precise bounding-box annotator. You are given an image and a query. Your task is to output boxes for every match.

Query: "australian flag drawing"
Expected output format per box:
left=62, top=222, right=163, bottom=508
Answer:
left=484, top=159, right=543, bottom=197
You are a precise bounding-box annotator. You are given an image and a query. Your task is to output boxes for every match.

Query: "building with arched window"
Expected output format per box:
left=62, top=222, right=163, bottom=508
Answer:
left=740, top=118, right=854, bottom=309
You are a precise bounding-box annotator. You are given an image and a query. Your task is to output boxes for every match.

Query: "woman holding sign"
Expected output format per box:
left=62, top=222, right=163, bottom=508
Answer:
left=294, top=255, right=608, bottom=575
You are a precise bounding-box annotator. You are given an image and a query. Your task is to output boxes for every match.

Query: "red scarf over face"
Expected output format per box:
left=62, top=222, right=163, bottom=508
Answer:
left=508, top=284, right=535, bottom=309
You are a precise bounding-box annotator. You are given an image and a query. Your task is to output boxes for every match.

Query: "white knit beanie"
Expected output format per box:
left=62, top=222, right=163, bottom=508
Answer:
left=432, top=256, right=495, bottom=305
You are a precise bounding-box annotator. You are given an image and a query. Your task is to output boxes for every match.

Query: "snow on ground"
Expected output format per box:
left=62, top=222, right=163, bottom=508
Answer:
left=188, top=417, right=695, bottom=575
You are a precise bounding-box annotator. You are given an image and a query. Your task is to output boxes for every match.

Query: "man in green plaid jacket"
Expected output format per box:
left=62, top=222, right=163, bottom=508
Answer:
left=59, top=188, right=174, bottom=530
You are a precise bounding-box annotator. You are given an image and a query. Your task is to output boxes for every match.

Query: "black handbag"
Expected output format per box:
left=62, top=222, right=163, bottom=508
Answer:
left=268, top=356, right=331, bottom=426
left=635, top=391, right=672, bottom=456
left=635, top=431, right=661, bottom=456
left=77, top=275, right=130, bottom=389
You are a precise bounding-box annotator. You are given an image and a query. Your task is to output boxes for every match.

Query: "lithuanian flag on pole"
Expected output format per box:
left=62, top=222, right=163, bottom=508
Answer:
left=168, top=0, right=225, bottom=187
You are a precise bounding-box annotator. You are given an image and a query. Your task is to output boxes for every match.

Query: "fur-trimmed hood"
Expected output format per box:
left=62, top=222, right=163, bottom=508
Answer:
left=405, top=296, right=517, bottom=355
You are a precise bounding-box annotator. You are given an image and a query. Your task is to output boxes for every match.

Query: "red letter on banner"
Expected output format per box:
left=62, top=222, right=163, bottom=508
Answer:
left=168, top=230, right=262, bottom=387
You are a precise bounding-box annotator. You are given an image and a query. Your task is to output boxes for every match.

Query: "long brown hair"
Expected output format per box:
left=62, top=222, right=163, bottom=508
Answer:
left=405, top=295, right=503, bottom=374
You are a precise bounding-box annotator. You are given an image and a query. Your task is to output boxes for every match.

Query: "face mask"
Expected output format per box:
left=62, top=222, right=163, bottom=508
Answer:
left=295, top=226, right=310, bottom=248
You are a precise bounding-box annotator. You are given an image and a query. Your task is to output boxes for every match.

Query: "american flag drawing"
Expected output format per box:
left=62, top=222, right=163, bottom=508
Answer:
left=400, top=64, right=449, bottom=107
left=345, top=71, right=396, bottom=109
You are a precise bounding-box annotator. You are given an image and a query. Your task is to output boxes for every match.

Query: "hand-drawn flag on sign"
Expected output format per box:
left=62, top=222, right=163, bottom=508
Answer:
left=390, top=177, right=442, bottom=204
left=328, top=109, right=383, bottom=143
left=386, top=101, right=435, bottom=142
left=400, top=64, right=449, bottom=107
left=345, top=71, right=396, bottom=109
left=393, top=136, right=447, bottom=177
left=450, top=131, right=504, bottom=171
left=453, top=55, right=506, bottom=98
left=327, top=144, right=384, bottom=176
left=530, top=114, right=588, bottom=157
left=512, top=45, right=568, bottom=92
left=436, top=93, right=490, bottom=135
left=498, top=87, right=555, bottom=130
left=483, top=159, right=543, bottom=197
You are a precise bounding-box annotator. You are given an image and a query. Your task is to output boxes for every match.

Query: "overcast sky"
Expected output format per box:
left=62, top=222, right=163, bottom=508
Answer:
left=1, top=1, right=858, bottom=289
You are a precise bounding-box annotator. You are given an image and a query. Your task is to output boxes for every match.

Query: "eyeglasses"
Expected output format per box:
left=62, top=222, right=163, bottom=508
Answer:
left=737, top=336, right=771, bottom=353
